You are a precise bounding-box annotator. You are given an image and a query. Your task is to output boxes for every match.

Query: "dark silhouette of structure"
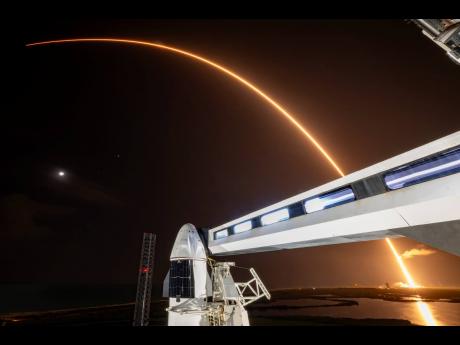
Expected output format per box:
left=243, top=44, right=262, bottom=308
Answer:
left=133, top=233, right=157, bottom=326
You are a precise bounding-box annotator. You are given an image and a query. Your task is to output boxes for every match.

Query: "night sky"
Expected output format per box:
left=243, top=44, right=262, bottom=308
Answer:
left=2, top=19, right=460, bottom=292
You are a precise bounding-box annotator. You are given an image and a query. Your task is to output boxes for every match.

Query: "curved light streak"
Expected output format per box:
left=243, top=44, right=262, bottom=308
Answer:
left=26, top=38, right=345, bottom=177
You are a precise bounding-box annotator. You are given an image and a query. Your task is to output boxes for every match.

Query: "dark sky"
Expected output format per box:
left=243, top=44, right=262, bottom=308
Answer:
left=2, top=19, right=460, bottom=291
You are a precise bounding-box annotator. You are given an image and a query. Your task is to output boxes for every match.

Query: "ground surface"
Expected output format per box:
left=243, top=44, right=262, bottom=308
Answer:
left=1, top=287, right=458, bottom=326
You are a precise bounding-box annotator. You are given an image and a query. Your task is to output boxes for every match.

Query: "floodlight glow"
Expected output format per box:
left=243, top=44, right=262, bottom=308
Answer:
left=261, top=208, right=290, bottom=226
left=233, top=220, right=253, bottom=234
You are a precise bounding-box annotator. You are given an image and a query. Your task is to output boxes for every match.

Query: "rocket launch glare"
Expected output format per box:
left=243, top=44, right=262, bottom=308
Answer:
left=385, top=238, right=438, bottom=326
left=385, top=238, right=418, bottom=288
left=27, top=37, right=438, bottom=326
left=26, top=38, right=345, bottom=177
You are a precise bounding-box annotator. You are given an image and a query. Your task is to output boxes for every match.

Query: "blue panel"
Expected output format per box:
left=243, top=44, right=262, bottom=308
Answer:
left=233, top=220, right=253, bottom=234
left=384, top=147, right=460, bottom=190
left=261, top=208, right=290, bottom=226
left=304, top=187, right=356, bottom=213
left=214, top=229, right=229, bottom=240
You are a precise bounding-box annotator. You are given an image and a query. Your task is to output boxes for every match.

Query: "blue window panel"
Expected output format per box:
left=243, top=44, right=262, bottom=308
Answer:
left=261, top=208, right=290, bottom=226
left=233, top=220, right=253, bottom=234
left=214, top=229, right=229, bottom=240
left=304, top=187, right=356, bottom=213
left=384, top=148, right=460, bottom=190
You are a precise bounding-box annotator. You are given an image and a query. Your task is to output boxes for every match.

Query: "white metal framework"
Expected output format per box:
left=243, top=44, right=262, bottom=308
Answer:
left=208, top=132, right=460, bottom=257
left=412, top=19, right=460, bottom=65
left=235, top=268, right=271, bottom=307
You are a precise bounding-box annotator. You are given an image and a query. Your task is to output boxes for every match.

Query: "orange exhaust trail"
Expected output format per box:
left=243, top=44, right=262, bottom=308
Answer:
left=385, top=238, right=438, bottom=326
left=385, top=238, right=418, bottom=288
left=26, top=38, right=345, bottom=177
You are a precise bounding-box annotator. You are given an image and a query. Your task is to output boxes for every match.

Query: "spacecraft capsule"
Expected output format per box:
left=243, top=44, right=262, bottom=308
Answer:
left=164, top=223, right=211, bottom=326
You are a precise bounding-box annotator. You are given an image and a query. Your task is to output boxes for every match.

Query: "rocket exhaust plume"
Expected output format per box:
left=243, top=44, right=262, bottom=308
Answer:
left=385, top=238, right=438, bottom=326
left=28, top=37, right=437, bottom=325
left=402, top=247, right=436, bottom=260
left=385, top=238, right=418, bottom=288
left=26, top=38, right=345, bottom=177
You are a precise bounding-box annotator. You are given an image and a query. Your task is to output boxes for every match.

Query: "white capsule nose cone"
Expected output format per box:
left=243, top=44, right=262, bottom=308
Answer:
left=170, top=223, right=207, bottom=260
